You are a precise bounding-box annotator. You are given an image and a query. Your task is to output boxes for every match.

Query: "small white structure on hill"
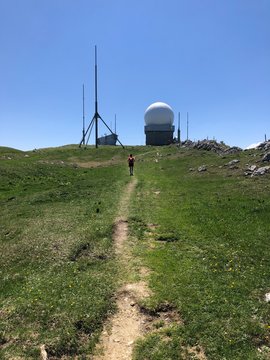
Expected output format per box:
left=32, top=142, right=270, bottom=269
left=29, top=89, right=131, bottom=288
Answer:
left=144, top=102, right=175, bottom=145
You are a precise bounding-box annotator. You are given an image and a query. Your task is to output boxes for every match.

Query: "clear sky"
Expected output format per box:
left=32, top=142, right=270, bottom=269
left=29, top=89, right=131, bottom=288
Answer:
left=0, top=0, right=269, bottom=150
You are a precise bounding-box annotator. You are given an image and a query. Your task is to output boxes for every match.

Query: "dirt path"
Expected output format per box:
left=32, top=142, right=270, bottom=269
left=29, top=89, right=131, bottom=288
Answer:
left=93, top=178, right=150, bottom=360
left=92, top=178, right=204, bottom=360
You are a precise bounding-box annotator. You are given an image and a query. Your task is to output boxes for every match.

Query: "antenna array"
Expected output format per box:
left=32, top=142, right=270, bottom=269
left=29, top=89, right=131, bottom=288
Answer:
left=79, top=46, right=124, bottom=149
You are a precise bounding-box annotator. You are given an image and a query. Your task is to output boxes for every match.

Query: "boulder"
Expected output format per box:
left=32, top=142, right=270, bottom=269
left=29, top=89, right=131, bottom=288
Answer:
left=252, top=166, right=270, bottom=176
left=262, top=152, right=270, bottom=162
left=244, top=165, right=257, bottom=176
left=227, top=159, right=240, bottom=166
left=257, top=140, right=270, bottom=151
left=193, top=140, right=228, bottom=153
left=182, top=140, right=242, bottom=154
left=223, top=146, right=242, bottom=154
left=198, top=165, right=207, bottom=172
left=248, top=165, right=257, bottom=172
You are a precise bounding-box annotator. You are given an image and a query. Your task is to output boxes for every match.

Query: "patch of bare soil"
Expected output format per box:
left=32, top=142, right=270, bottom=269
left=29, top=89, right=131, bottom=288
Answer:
left=94, top=283, right=150, bottom=360
left=40, top=344, right=48, bottom=360
left=113, top=219, right=128, bottom=254
left=183, top=345, right=207, bottom=360
left=139, top=266, right=151, bottom=278
left=140, top=301, right=183, bottom=333
left=94, top=178, right=150, bottom=360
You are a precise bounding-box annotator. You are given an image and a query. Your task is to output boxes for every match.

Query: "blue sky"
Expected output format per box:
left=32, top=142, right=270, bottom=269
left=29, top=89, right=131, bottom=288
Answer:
left=0, top=0, right=269, bottom=150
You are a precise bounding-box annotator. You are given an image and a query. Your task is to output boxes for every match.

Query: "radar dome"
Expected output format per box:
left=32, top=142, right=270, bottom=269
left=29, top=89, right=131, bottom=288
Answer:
left=144, top=102, right=174, bottom=126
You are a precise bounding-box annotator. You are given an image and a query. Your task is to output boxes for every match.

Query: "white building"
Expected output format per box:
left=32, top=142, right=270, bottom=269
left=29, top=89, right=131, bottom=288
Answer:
left=144, top=102, right=175, bottom=145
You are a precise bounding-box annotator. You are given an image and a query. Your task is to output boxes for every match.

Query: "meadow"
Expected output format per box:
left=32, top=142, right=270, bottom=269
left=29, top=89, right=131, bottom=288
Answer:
left=0, top=144, right=270, bottom=359
left=0, top=145, right=131, bottom=358
left=130, top=146, right=270, bottom=359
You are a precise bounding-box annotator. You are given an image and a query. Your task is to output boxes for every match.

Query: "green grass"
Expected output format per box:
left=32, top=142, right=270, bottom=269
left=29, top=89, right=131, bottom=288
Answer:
left=0, top=145, right=134, bottom=358
left=1, top=144, right=270, bottom=359
left=129, top=147, right=270, bottom=359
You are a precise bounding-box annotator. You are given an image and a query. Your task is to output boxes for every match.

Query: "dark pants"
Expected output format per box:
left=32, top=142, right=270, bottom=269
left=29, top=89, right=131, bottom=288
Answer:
left=129, top=165, right=134, bottom=175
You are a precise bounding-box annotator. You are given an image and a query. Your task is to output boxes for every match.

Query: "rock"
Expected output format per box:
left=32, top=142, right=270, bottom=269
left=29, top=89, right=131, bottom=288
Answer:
left=194, top=140, right=227, bottom=153
left=248, top=165, right=257, bottom=172
left=244, top=164, right=270, bottom=176
left=181, top=140, right=194, bottom=148
left=186, top=139, right=242, bottom=154
left=244, top=165, right=257, bottom=176
left=262, top=152, right=270, bottom=162
left=224, top=146, right=242, bottom=154
left=257, top=140, right=270, bottom=151
left=198, top=165, right=207, bottom=172
left=252, top=166, right=270, bottom=176
left=265, top=293, right=270, bottom=302
left=228, top=159, right=240, bottom=166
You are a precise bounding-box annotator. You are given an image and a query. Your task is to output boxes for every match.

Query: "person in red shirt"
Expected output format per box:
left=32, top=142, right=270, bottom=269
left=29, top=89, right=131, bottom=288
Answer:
left=128, top=154, right=135, bottom=176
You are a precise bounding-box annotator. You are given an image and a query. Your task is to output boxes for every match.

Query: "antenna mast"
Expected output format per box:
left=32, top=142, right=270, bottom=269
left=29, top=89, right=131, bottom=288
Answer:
left=82, top=84, right=85, bottom=145
left=94, top=46, right=98, bottom=148
left=178, top=112, right=181, bottom=144
left=79, top=46, right=125, bottom=149
left=187, top=112, right=189, bottom=141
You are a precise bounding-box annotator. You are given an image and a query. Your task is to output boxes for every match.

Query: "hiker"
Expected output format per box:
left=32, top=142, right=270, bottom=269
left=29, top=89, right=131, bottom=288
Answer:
left=128, top=154, right=135, bottom=176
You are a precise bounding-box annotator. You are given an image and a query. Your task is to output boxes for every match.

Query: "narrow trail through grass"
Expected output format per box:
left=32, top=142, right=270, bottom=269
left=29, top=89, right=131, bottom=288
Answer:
left=94, top=177, right=151, bottom=360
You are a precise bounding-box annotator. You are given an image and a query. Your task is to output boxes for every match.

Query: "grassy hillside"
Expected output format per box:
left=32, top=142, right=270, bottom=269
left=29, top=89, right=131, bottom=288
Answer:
left=130, top=146, right=270, bottom=359
left=0, top=144, right=270, bottom=359
left=0, top=145, right=133, bottom=358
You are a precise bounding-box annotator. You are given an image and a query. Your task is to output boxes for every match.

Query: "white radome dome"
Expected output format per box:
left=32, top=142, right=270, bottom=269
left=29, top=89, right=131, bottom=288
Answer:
left=144, top=102, right=174, bottom=126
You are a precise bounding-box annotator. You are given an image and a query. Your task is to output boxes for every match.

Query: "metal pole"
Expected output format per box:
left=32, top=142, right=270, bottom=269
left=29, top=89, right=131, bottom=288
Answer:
left=95, top=45, right=98, bottom=148
left=178, top=112, right=180, bottom=143
left=187, top=112, right=189, bottom=141
left=79, top=115, right=95, bottom=147
left=82, top=84, right=85, bottom=145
